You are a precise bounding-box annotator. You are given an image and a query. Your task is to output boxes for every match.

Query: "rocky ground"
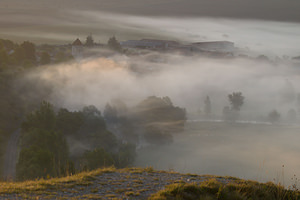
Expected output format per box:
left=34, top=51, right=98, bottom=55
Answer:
left=0, top=168, right=234, bottom=199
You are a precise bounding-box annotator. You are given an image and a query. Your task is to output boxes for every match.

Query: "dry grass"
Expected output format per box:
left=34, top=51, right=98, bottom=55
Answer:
left=0, top=166, right=116, bottom=194
left=1, top=166, right=299, bottom=200
left=149, top=178, right=300, bottom=200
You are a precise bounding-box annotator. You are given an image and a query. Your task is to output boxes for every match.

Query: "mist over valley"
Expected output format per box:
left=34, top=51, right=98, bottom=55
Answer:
left=1, top=1, right=300, bottom=197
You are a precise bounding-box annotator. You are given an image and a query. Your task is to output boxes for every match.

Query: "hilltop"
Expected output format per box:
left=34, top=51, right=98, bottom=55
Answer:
left=0, top=167, right=299, bottom=200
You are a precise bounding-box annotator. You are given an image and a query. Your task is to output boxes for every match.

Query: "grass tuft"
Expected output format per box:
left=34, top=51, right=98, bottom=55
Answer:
left=149, top=179, right=300, bottom=200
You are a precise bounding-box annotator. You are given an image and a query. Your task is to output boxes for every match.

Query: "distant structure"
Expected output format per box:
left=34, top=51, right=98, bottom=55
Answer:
left=121, top=38, right=234, bottom=54
left=72, top=38, right=83, bottom=58
left=191, top=41, right=234, bottom=52
left=120, top=39, right=179, bottom=49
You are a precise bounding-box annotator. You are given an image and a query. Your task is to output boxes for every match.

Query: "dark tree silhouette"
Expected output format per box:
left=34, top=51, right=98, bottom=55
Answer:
left=21, top=41, right=36, bottom=61
left=204, top=96, right=211, bottom=115
left=40, top=51, right=51, bottom=65
left=268, top=109, right=280, bottom=124
left=107, top=36, right=122, bottom=52
left=228, top=92, right=244, bottom=111
left=85, top=34, right=94, bottom=47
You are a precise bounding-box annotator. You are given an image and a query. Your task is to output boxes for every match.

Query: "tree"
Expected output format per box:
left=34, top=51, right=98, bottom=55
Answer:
left=0, top=49, right=8, bottom=69
left=228, top=92, right=244, bottom=111
left=107, top=36, right=122, bottom=52
left=21, top=41, right=36, bottom=62
left=12, top=46, right=25, bottom=64
left=103, top=103, right=118, bottom=123
left=80, top=105, right=106, bottom=133
left=40, top=51, right=51, bottom=65
left=85, top=34, right=94, bottom=47
left=22, top=101, right=56, bottom=132
left=268, top=110, right=280, bottom=124
left=114, top=143, right=136, bottom=168
left=82, top=148, right=114, bottom=170
left=204, top=96, right=211, bottom=115
left=56, top=108, right=84, bottom=136
left=17, top=129, right=69, bottom=180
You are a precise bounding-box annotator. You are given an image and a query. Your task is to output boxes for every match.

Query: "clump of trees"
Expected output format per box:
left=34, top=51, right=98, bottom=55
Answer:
left=104, top=96, right=186, bottom=145
left=107, top=36, right=122, bottom=52
left=268, top=110, right=280, bottom=124
left=228, top=92, right=244, bottom=111
left=17, top=101, right=136, bottom=180
left=223, top=92, right=245, bottom=121
left=85, top=34, right=94, bottom=47
left=0, top=39, right=36, bottom=69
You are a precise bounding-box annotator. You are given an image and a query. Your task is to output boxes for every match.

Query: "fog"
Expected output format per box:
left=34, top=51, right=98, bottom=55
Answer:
left=23, top=53, right=300, bottom=120
left=5, top=7, right=300, bottom=187
left=1, top=10, right=300, bottom=58
left=135, top=122, right=300, bottom=187
left=18, top=44, right=300, bottom=187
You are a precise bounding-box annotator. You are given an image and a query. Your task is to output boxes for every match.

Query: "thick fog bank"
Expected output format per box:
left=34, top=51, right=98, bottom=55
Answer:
left=18, top=52, right=300, bottom=123
left=134, top=121, right=300, bottom=187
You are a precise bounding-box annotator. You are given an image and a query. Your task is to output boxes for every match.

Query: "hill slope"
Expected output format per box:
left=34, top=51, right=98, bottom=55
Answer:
left=0, top=167, right=298, bottom=199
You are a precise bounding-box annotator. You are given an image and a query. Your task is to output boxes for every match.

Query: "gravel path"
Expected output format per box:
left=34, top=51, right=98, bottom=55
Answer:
left=2, top=128, right=20, bottom=180
left=0, top=169, right=234, bottom=199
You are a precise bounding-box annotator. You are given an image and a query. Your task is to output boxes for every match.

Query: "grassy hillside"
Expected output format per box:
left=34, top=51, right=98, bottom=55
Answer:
left=0, top=167, right=299, bottom=199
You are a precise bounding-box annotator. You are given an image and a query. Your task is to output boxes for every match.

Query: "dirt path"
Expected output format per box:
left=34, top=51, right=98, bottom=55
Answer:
left=0, top=169, right=233, bottom=199
left=2, top=128, right=21, bottom=180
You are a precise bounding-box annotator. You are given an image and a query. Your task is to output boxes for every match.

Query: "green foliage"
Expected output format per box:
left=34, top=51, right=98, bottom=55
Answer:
left=136, top=96, right=186, bottom=124
left=0, top=72, right=23, bottom=132
left=85, top=35, right=94, bottom=47
left=82, top=148, right=114, bottom=170
left=135, top=96, right=186, bottom=144
left=107, top=36, right=122, bottom=52
left=17, top=101, right=136, bottom=180
left=17, top=128, right=69, bottom=180
left=56, top=108, right=84, bottom=136
left=80, top=105, right=106, bottom=133
left=20, top=41, right=36, bottom=62
left=22, top=59, right=34, bottom=68
left=114, top=143, right=136, bottom=168
left=0, top=49, right=8, bottom=70
left=12, top=46, right=25, bottom=64
left=40, top=51, right=51, bottom=65
left=17, top=145, right=55, bottom=180
left=17, top=102, right=69, bottom=180
left=22, top=101, right=56, bottom=132
left=104, top=96, right=186, bottom=145
left=0, top=39, right=16, bottom=51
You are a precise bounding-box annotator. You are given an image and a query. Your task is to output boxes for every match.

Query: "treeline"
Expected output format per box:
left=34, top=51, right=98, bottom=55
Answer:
left=0, top=38, right=73, bottom=70
left=17, top=101, right=136, bottom=180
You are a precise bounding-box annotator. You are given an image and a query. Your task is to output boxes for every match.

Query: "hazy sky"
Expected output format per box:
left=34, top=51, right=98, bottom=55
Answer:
left=1, top=0, right=300, bottom=22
